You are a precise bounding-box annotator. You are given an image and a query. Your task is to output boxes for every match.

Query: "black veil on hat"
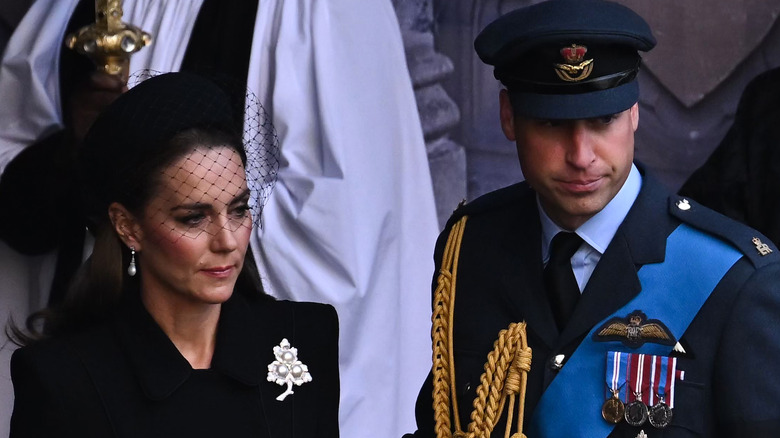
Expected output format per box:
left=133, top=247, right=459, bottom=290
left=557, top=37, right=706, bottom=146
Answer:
left=79, top=71, right=279, bottom=233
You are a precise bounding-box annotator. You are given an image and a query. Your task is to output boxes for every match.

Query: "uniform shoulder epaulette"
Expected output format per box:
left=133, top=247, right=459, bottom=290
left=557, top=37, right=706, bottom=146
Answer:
left=669, top=195, right=779, bottom=268
left=446, top=182, right=531, bottom=224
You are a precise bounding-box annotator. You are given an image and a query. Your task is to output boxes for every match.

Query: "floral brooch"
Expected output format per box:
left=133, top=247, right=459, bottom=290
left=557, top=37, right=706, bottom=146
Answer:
left=267, top=338, right=313, bottom=401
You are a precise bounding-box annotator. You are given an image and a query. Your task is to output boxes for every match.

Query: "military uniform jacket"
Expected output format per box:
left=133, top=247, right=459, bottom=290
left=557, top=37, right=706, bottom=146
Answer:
left=10, top=293, right=340, bottom=438
left=408, top=173, right=780, bottom=437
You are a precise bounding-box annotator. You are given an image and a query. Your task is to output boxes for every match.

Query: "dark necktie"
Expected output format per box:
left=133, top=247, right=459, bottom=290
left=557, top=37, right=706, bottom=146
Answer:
left=544, top=232, right=583, bottom=331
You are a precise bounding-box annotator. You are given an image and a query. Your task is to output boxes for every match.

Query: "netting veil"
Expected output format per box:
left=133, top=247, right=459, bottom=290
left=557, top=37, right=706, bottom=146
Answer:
left=79, top=71, right=279, bottom=243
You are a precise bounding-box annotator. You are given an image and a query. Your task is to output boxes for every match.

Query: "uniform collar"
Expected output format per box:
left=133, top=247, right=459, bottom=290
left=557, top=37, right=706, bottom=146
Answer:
left=551, top=166, right=676, bottom=347
left=114, top=292, right=268, bottom=400
left=540, top=163, right=642, bottom=260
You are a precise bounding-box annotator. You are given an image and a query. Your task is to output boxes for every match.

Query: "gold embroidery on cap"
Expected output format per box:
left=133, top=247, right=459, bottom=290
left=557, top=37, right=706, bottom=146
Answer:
left=554, top=44, right=594, bottom=82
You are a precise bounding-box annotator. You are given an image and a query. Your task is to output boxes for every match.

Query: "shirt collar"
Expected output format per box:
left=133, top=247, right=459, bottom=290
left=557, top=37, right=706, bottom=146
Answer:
left=540, top=163, right=642, bottom=259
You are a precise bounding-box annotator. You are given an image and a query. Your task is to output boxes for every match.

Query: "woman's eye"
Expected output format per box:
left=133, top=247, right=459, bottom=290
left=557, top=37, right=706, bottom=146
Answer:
left=231, top=204, right=251, bottom=219
left=177, top=213, right=206, bottom=226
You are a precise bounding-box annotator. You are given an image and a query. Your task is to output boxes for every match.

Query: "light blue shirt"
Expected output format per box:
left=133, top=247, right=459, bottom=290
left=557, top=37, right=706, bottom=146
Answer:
left=539, top=164, right=642, bottom=292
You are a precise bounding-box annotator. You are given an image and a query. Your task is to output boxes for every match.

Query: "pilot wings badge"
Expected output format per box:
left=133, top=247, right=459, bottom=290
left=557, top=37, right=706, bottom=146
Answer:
left=594, top=310, right=676, bottom=348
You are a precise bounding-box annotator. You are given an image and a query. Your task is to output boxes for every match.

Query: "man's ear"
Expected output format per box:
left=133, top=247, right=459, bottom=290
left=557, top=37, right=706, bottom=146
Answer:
left=629, top=102, right=639, bottom=131
left=499, top=89, right=516, bottom=141
left=108, top=202, right=142, bottom=251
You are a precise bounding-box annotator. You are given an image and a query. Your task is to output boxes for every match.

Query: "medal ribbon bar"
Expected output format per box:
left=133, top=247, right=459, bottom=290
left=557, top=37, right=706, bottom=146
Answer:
left=606, top=351, right=628, bottom=399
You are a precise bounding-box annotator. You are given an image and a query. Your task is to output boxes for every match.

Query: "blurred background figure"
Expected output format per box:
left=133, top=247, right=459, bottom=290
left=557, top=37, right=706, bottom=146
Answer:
left=679, top=67, right=780, bottom=245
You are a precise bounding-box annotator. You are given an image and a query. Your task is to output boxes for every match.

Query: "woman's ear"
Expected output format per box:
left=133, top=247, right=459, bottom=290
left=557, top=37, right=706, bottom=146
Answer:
left=108, top=203, right=143, bottom=251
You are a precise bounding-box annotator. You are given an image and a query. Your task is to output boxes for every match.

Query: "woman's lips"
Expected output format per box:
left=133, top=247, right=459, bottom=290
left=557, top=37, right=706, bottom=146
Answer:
left=200, top=266, right=235, bottom=278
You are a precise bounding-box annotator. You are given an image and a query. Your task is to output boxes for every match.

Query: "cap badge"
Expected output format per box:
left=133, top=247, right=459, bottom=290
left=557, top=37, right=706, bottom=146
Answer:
left=554, top=44, right=594, bottom=82
left=267, top=338, right=313, bottom=401
left=752, top=237, right=773, bottom=256
left=594, top=310, right=676, bottom=348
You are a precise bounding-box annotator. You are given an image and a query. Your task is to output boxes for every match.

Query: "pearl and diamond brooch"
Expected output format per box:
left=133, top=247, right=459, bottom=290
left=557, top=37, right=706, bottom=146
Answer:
left=267, top=338, right=313, bottom=401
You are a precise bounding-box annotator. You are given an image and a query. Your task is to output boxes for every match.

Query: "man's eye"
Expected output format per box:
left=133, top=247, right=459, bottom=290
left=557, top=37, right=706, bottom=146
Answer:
left=596, top=114, right=617, bottom=125
left=536, top=119, right=561, bottom=127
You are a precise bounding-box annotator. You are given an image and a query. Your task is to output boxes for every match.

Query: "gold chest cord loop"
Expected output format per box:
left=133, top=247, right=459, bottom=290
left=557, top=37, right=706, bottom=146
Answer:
left=432, top=216, right=532, bottom=438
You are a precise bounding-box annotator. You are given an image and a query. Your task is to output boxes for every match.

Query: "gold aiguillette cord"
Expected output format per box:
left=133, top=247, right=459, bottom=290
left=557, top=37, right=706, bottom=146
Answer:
left=432, top=215, right=532, bottom=438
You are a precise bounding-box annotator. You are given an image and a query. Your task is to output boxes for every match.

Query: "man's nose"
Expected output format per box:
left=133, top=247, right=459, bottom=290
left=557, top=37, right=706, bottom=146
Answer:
left=566, top=122, right=596, bottom=169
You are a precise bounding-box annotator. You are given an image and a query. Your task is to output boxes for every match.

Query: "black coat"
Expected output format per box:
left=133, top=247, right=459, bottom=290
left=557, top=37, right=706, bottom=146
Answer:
left=10, top=294, right=340, bottom=438
left=407, top=172, right=780, bottom=437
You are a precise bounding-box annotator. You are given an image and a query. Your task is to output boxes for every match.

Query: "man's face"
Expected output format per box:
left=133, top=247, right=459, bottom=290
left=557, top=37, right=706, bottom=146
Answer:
left=499, top=90, right=639, bottom=230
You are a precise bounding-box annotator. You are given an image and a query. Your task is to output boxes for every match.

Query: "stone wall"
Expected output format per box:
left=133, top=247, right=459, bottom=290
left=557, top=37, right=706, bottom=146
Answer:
left=393, top=0, right=467, bottom=228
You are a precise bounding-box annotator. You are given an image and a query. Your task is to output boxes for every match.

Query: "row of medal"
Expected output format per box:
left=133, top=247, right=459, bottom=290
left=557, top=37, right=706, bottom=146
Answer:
left=600, top=351, right=684, bottom=429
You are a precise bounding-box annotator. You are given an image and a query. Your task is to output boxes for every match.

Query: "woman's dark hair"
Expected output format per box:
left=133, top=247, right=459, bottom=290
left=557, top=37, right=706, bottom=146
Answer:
left=8, top=72, right=273, bottom=345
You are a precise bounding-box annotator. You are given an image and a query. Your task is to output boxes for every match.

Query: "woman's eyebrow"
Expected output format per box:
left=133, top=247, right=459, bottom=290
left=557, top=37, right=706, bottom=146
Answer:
left=170, top=202, right=211, bottom=212
left=229, top=188, right=251, bottom=205
left=169, top=188, right=251, bottom=212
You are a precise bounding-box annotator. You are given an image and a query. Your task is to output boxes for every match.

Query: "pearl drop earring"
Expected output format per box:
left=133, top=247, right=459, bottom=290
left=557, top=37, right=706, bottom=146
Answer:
left=127, top=247, right=137, bottom=276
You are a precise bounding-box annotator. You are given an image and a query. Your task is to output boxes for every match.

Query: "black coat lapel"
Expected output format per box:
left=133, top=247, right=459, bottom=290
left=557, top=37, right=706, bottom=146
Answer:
left=497, top=190, right=559, bottom=349
left=217, top=298, right=295, bottom=438
left=557, top=173, right=678, bottom=349
left=203, top=296, right=332, bottom=438
left=558, top=230, right=642, bottom=347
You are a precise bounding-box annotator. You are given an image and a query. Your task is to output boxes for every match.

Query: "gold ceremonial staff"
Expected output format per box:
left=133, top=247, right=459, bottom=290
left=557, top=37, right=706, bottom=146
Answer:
left=65, top=0, right=152, bottom=82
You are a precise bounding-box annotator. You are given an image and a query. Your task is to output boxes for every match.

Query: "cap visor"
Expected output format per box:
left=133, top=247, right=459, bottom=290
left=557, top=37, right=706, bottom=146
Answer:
left=509, top=81, right=638, bottom=120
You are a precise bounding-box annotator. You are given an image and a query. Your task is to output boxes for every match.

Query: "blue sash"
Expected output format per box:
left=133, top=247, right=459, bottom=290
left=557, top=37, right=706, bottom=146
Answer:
left=528, top=224, right=742, bottom=437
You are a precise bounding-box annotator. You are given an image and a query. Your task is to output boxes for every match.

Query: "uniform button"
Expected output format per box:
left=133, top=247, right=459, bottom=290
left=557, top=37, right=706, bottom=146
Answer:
left=549, top=354, right=566, bottom=371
